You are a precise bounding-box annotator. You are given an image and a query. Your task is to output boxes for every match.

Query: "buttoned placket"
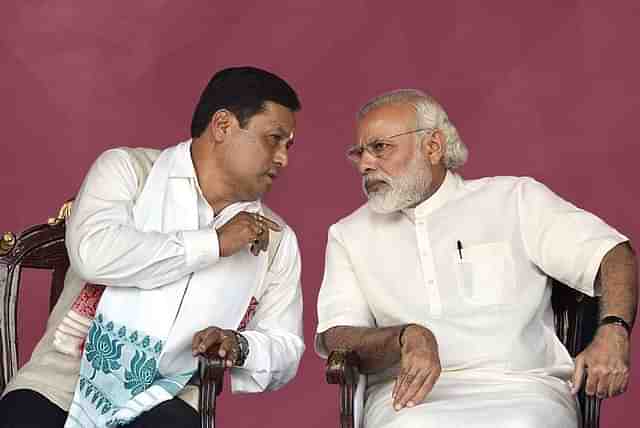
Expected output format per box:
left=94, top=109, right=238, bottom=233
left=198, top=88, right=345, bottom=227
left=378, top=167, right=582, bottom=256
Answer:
left=414, top=215, right=442, bottom=317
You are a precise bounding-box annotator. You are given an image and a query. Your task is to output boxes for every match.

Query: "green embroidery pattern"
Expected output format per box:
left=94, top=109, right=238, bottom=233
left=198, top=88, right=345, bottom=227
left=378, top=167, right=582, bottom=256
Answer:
left=78, top=377, right=113, bottom=415
left=85, top=316, right=124, bottom=380
left=79, top=312, right=166, bottom=419
left=124, top=350, right=159, bottom=395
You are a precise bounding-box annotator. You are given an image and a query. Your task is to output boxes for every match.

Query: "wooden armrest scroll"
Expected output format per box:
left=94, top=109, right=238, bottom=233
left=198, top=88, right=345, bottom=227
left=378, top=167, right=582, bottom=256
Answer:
left=198, top=355, right=225, bottom=428
left=327, top=350, right=361, bottom=428
left=0, top=232, right=16, bottom=256
left=327, top=349, right=360, bottom=385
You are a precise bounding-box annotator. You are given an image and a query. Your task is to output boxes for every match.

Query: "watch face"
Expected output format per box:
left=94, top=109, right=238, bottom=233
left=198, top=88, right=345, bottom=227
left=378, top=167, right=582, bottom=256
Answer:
left=234, top=332, right=249, bottom=366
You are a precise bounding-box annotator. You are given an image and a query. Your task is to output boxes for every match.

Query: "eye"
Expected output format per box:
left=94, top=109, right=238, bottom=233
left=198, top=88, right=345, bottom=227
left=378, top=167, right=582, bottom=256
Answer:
left=268, top=134, right=281, bottom=145
left=370, top=141, right=391, bottom=155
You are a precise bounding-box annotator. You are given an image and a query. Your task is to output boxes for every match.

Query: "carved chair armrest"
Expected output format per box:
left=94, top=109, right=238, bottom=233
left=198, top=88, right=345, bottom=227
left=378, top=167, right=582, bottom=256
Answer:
left=198, top=355, right=226, bottom=428
left=551, top=281, right=601, bottom=428
left=327, top=350, right=361, bottom=428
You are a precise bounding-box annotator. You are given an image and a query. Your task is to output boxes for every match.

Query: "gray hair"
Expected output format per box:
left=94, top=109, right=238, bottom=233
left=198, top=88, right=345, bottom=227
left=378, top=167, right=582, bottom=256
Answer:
left=357, top=89, right=468, bottom=170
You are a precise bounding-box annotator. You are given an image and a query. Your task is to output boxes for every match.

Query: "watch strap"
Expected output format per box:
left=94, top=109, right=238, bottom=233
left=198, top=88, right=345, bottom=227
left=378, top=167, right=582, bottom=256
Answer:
left=233, top=331, right=250, bottom=367
left=599, top=315, right=632, bottom=336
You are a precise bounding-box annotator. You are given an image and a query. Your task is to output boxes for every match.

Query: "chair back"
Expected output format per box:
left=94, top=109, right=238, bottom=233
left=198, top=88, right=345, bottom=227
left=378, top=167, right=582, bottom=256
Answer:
left=0, top=215, right=69, bottom=392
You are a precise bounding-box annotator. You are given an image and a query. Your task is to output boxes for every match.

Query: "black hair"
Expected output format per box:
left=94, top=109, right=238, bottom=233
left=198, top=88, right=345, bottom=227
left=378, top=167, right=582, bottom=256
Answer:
left=190, top=66, right=301, bottom=138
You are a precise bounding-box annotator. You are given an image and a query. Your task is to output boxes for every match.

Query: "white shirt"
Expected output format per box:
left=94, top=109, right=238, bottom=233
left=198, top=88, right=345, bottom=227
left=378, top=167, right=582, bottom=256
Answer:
left=316, top=171, right=626, bottom=377
left=66, top=143, right=304, bottom=393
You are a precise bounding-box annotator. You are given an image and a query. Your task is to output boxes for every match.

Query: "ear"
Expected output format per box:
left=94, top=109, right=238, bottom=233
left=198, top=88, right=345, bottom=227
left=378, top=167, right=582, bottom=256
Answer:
left=208, top=109, right=236, bottom=143
left=421, top=130, right=445, bottom=166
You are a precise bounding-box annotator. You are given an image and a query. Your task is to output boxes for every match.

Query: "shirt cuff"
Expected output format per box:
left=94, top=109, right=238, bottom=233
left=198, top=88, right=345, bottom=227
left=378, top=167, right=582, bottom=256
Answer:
left=579, top=236, right=629, bottom=297
left=181, top=229, right=220, bottom=271
left=232, top=330, right=262, bottom=372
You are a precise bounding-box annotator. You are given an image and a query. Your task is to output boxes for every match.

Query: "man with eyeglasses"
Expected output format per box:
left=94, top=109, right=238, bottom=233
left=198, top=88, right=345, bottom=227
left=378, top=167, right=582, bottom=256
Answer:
left=0, top=67, right=304, bottom=428
left=315, top=89, right=636, bottom=427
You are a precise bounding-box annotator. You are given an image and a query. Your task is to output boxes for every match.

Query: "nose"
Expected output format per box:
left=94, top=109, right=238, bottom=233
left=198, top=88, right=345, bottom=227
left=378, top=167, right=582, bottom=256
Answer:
left=274, top=143, right=288, bottom=168
left=357, top=150, right=378, bottom=175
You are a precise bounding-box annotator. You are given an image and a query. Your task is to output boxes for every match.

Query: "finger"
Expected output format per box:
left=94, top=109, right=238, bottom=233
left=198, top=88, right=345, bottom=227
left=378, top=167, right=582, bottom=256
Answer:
left=398, top=371, right=428, bottom=409
left=595, top=370, right=610, bottom=399
left=192, top=328, right=207, bottom=355
left=259, top=228, right=270, bottom=253
left=218, top=335, right=238, bottom=366
left=250, top=240, right=260, bottom=256
left=392, top=371, right=406, bottom=401
left=393, top=371, right=419, bottom=410
left=255, top=214, right=282, bottom=231
left=409, top=369, right=439, bottom=407
left=571, top=357, right=585, bottom=395
left=198, top=328, right=224, bottom=357
left=192, top=328, right=215, bottom=355
left=619, top=373, right=630, bottom=395
left=584, top=366, right=599, bottom=396
left=608, top=371, right=623, bottom=398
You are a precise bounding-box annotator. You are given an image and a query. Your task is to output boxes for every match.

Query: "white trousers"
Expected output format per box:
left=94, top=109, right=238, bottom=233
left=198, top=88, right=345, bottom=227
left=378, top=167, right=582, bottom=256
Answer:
left=364, top=371, right=578, bottom=428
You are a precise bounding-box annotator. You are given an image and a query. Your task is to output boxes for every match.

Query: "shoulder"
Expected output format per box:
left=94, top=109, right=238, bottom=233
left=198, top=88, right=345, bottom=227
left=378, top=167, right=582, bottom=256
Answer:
left=461, top=175, right=535, bottom=191
left=92, top=147, right=160, bottom=171
left=459, top=175, right=549, bottom=199
left=330, top=203, right=385, bottom=240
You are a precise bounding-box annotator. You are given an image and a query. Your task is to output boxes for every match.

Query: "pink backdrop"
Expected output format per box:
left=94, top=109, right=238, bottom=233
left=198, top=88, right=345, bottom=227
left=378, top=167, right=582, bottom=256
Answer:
left=1, top=1, right=638, bottom=426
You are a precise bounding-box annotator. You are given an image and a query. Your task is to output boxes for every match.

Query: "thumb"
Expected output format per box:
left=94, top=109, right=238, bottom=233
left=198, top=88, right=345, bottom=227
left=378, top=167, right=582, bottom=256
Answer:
left=571, top=355, right=586, bottom=395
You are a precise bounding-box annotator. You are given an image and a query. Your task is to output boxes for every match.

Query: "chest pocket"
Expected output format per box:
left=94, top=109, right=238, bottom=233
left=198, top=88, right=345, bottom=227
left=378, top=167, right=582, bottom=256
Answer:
left=453, top=241, right=515, bottom=306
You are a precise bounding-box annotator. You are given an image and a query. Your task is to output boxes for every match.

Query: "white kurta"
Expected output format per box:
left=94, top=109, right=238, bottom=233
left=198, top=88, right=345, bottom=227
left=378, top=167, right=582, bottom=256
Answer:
left=316, top=171, right=627, bottom=427
left=6, top=141, right=304, bottom=414
left=66, top=142, right=305, bottom=393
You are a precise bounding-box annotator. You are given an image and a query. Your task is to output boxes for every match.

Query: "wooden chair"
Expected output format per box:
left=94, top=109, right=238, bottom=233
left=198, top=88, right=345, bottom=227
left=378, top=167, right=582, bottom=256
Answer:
left=0, top=202, right=226, bottom=428
left=326, top=279, right=602, bottom=428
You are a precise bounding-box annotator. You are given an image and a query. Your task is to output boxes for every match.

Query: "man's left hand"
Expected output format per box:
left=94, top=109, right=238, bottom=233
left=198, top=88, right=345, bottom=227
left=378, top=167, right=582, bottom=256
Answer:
left=192, top=326, right=240, bottom=368
left=571, top=324, right=631, bottom=398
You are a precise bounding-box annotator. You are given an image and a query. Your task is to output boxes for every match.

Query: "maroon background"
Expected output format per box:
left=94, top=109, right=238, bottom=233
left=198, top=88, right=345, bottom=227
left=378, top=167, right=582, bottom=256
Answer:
left=1, top=1, right=638, bottom=426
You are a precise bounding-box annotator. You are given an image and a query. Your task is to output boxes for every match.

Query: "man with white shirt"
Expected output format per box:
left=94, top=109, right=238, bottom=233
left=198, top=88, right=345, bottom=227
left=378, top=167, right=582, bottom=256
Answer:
left=316, top=89, right=637, bottom=427
left=0, top=66, right=304, bottom=428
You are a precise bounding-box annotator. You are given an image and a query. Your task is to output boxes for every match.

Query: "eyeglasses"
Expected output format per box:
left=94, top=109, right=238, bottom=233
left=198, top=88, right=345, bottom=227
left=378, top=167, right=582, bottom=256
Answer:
left=346, top=128, right=432, bottom=163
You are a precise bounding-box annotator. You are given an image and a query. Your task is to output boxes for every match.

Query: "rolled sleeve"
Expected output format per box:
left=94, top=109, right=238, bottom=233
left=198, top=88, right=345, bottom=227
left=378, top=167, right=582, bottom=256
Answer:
left=315, top=224, right=375, bottom=357
left=518, top=177, right=628, bottom=296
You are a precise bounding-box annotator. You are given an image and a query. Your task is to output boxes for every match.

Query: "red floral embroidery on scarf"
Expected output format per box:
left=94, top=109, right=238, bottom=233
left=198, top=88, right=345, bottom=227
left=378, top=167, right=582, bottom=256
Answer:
left=71, top=283, right=106, bottom=318
left=237, top=297, right=259, bottom=332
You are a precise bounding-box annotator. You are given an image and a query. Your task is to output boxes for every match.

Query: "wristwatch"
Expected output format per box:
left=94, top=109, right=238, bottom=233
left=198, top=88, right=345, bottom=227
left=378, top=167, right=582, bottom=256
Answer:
left=598, top=315, right=632, bottom=336
left=233, top=331, right=250, bottom=367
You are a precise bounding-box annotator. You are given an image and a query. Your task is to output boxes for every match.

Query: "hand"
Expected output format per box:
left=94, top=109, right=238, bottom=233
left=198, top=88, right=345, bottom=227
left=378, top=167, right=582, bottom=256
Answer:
left=192, top=326, right=240, bottom=368
left=571, top=324, right=631, bottom=398
left=217, top=211, right=282, bottom=257
left=392, top=325, right=441, bottom=411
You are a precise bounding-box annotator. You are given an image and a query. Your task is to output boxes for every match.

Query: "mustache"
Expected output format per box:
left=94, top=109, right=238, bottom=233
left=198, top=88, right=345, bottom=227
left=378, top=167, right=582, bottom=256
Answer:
left=363, top=174, right=392, bottom=186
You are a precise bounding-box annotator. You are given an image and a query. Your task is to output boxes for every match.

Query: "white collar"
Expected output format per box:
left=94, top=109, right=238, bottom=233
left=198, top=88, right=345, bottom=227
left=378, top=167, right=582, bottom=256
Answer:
left=403, top=170, right=462, bottom=221
left=169, top=140, right=198, bottom=179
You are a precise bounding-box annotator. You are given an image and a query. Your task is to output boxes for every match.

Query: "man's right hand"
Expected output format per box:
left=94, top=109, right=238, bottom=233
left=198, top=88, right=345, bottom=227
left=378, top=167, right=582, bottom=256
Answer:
left=392, top=324, right=441, bottom=411
left=217, top=211, right=282, bottom=257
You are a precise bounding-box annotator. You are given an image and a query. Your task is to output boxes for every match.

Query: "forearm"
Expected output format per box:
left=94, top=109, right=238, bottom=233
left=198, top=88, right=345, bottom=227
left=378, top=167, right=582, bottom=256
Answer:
left=321, top=325, right=407, bottom=373
left=597, top=241, right=638, bottom=326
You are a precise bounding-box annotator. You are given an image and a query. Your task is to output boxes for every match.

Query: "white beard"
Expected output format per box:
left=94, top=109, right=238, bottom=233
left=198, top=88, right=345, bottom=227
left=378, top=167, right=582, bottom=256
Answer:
left=363, top=154, right=433, bottom=214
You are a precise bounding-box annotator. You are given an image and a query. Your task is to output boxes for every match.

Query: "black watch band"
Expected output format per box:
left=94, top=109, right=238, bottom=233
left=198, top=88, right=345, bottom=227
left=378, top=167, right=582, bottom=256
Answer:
left=599, top=315, right=632, bottom=336
left=233, top=331, right=250, bottom=367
